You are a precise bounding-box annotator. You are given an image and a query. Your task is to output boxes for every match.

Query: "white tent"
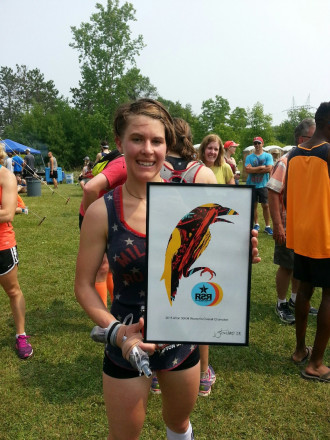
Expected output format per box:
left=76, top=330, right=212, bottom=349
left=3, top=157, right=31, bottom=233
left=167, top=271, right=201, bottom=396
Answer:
left=243, top=145, right=255, bottom=152
left=283, top=145, right=295, bottom=152
left=264, top=145, right=282, bottom=153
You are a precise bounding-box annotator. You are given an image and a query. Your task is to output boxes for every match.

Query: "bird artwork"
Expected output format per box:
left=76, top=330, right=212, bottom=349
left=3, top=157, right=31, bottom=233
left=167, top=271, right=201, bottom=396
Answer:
left=161, top=203, right=238, bottom=305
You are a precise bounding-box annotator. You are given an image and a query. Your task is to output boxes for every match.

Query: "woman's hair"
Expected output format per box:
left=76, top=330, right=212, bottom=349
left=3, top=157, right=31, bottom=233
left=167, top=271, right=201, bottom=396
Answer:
left=114, top=98, right=176, bottom=150
left=170, top=118, right=196, bottom=161
left=0, top=142, right=6, bottom=164
left=198, top=134, right=224, bottom=167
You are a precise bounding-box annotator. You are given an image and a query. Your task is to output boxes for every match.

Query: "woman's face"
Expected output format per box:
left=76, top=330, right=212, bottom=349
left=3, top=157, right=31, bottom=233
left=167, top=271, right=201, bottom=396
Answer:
left=204, top=141, right=220, bottom=166
left=116, top=115, right=167, bottom=183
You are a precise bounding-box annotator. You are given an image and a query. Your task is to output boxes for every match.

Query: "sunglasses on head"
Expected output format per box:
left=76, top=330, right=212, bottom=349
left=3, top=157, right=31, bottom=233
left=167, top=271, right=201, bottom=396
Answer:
left=253, top=141, right=261, bottom=145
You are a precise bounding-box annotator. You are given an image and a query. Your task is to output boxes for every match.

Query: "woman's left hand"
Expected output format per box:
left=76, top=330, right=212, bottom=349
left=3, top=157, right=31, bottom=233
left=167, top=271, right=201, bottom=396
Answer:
left=251, top=229, right=261, bottom=264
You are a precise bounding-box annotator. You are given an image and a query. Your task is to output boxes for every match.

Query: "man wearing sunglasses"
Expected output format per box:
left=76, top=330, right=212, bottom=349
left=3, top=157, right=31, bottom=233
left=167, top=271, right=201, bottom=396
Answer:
left=245, top=136, right=273, bottom=235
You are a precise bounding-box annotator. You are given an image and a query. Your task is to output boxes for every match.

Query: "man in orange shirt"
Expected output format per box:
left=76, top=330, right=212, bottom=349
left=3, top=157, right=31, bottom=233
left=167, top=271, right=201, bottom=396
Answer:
left=286, top=102, right=330, bottom=382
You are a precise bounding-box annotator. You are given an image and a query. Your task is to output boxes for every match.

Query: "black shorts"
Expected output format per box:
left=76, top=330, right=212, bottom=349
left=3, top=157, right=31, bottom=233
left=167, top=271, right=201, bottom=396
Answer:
left=255, top=187, right=268, bottom=204
left=294, top=253, right=330, bottom=288
left=103, top=346, right=200, bottom=379
left=50, top=170, right=58, bottom=179
left=0, top=246, right=19, bottom=276
left=274, top=243, right=294, bottom=270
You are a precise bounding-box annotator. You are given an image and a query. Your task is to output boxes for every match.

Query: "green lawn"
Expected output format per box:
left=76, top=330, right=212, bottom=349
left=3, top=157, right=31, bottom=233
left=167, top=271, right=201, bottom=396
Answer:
left=0, top=183, right=328, bottom=440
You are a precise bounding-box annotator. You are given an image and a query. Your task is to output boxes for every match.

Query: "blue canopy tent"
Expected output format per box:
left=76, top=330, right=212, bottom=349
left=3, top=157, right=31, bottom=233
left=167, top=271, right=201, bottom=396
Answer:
left=3, top=139, right=41, bottom=155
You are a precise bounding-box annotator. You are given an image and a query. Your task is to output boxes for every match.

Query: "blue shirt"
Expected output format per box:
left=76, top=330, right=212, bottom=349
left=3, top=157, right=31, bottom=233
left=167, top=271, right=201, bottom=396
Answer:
left=245, top=151, right=273, bottom=188
left=12, top=155, right=24, bottom=173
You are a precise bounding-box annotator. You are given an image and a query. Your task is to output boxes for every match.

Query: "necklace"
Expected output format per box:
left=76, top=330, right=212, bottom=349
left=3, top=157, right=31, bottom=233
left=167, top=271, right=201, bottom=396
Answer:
left=124, top=183, right=146, bottom=200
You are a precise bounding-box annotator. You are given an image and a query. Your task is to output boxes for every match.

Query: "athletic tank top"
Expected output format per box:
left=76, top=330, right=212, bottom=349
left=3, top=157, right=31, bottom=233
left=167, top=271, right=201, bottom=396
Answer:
left=286, top=142, right=330, bottom=258
left=160, top=157, right=203, bottom=183
left=104, top=186, right=197, bottom=371
left=0, top=169, right=16, bottom=250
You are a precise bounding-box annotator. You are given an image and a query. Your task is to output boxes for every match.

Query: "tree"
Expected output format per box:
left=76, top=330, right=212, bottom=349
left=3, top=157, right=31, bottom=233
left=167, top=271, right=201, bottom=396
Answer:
left=118, top=67, right=158, bottom=101
left=274, top=107, right=314, bottom=146
left=199, top=95, right=231, bottom=132
left=69, top=0, right=146, bottom=118
left=237, top=102, right=275, bottom=159
left=0, top=65, right=59, bottom=131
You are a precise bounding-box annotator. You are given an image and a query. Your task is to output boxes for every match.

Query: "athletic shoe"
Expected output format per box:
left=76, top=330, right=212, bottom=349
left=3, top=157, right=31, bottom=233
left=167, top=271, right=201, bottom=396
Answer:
left=253, top=224, right=260, bottom=231
left=264, top=226, right=273, bottom=235
left=16, top=335, right=33, bottom=359
left=275, top=302, right=295, bottom=324
left=208, top=365, right=216, bottom=385
left=199, top=367, right=215, bottom=397
left=288, top=298, right=318, bottom=316
left=150, top=375, right=161, bottom=394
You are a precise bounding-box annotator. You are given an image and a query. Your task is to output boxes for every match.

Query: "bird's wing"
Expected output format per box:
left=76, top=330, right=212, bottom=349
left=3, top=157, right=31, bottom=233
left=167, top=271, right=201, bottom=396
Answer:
left=160, top=227, right=182, bottom=305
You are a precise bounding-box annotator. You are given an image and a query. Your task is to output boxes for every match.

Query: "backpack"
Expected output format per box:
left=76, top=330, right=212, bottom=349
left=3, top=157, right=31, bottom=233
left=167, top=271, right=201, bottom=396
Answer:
left=160, top=160, right=204, bottom=183
left=92, top=149, right=123, bottom=176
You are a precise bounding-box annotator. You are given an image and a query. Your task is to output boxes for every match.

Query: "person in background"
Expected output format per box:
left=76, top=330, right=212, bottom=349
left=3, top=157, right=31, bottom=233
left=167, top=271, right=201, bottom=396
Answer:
left=245, top=136, right=273, bottom=235
left=79, top=161, right=94, bottom=189
left=5, top=152, right=14, bottom=172
left=0, top=142, right=33, bottom=359
left=285, top=102, right=330, bottom=383
left=23, top=148, right=35, bottom=179
left=267, top=118, right=317, bottom=324
left=224, top=140, right=240, bottom=185
left=198, top=134, right=235, bottom=184
left=13, top=150, right=24, bottom=177
left=16, top=175, right=27, bottom=194
left=48, top=151, right=58, bottom=189
left=95, top=141, right=110, bottom=163
left=79, top=150, right=126, bottom=307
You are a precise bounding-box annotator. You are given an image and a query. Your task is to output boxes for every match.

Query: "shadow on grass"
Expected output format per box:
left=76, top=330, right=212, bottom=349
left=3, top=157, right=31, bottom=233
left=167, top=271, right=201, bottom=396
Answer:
left=17, top=352, right=104, bottom=404
left=0, top=299, right=91, bottom=340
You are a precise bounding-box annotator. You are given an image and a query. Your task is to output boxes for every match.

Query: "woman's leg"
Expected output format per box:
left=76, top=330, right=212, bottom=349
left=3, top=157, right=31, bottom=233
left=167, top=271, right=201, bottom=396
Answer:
left=157, top=362, right=200, bottom=434
left=0, top=265, right=26, bottom=334
left=103, top=373, right=151, bottom=440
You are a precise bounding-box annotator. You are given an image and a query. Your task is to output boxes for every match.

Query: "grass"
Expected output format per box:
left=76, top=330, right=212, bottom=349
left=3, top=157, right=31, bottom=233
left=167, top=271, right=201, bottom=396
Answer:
left=0, top=182, right=329, bottom=440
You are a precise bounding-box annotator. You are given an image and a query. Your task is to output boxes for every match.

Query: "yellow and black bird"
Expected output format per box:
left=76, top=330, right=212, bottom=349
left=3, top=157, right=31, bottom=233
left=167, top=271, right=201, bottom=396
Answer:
left=161, top=203, right=238, bottom=305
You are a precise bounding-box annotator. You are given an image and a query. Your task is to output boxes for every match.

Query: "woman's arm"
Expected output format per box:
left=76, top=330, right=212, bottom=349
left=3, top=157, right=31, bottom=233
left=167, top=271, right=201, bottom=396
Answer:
left=75, top=197, right=113, bottom=327
left=0, top=169, right=17, bottom=223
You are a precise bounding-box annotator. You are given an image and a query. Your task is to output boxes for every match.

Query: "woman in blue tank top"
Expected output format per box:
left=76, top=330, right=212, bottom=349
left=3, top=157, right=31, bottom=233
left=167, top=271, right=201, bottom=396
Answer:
left=75, top=99, right=260, bottom=440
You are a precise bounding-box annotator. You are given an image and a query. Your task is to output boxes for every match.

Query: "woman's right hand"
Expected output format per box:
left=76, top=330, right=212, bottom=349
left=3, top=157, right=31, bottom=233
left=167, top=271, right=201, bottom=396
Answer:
left=116, top=317, right=156, bottom=356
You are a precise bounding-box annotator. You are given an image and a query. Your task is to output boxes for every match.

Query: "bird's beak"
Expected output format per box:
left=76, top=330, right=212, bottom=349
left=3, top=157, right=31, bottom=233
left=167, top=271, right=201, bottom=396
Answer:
left=215, top=208, right=238, bottom=224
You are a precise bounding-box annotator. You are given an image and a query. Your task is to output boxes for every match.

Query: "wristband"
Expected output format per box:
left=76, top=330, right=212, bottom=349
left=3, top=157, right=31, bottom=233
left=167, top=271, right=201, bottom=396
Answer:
left=106, top=321, right=122, bottom=347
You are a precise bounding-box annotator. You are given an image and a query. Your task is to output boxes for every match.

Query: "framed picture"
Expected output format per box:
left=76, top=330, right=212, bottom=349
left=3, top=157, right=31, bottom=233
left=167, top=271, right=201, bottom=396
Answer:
left=145, top=183, right=254, bottom=346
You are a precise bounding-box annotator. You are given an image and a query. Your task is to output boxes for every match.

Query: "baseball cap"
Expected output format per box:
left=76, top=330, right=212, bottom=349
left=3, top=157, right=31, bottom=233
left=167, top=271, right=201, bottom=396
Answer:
left=26, top=148, right=30, bottom=152
left=253, top=136, right=263, bottom=144
left=84, top=156, right=90, bottom=161
left=224, top=141, right=239, bottom=149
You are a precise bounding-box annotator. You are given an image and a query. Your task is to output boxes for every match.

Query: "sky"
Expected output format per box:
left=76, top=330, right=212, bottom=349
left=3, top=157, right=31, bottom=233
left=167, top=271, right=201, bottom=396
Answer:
left=2, top=0, right=330, bottom=125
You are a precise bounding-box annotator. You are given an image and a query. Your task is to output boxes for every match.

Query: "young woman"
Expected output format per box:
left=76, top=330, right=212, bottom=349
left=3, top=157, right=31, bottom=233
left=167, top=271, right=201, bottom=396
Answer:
left=0, top=143, right=33, bottom=359
left=199, top=134, right=235, bottom=185
left=75, top=100, right=200, bottom=440
left=75, top=100, right=260, bottom=439
left=161, top=118, right=217, bottom=184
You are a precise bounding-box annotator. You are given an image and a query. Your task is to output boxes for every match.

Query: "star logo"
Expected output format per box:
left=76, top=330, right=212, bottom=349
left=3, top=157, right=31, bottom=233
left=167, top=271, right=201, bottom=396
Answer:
left=139, top=290, right=145, bottom=297
left=200, top=285, right=208, bottom=293
left=115, top=294, right=121, bottom=300
left=125, top=238, right=134, bottom=246
left=131, top=267, right=139, bottom=274
left=113, top=254, right=119, bottom=262
left=123, top=280, right=129, bottom=286
left=172, top=358, right=178, bottom=366
left=112, top=223, right=118, bottom=232
left=107, top=194, right=113, bottom=200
